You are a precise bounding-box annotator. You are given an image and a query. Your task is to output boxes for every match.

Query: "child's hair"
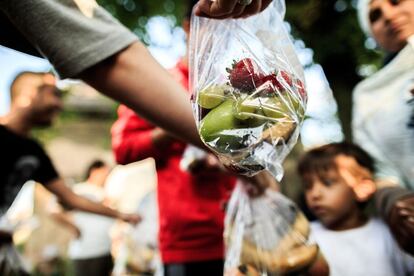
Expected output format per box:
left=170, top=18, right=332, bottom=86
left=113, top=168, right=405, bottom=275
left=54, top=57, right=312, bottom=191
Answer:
left=297, top=142, right=375, bottom=184
left=84, top=159, right=107, bottom=180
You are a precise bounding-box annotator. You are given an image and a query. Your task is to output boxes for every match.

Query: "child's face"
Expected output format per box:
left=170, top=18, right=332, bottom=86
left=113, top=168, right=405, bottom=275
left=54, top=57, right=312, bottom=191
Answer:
left=304, top=155, right=370, bottom=230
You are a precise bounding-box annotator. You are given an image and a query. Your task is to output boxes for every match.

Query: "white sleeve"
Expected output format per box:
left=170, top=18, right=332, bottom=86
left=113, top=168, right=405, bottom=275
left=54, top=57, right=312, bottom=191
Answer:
left=352, top=110, right=403, bottom=186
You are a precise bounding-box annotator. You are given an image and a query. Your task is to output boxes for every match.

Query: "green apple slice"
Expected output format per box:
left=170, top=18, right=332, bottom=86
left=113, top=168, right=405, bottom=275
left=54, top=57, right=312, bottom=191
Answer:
left=200, top=100, right=245, bottom=152
left=261, top=97, right=288, bottom=120
left=235, top=97, right=260, bottom=120
left=197, top=85, right=228, bottom=109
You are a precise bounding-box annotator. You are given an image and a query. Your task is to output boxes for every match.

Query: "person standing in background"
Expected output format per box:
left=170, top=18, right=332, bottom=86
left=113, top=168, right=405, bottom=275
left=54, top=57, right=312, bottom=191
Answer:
left=52, top=160, right=115, bottom=276
left=353, top=0, right=414, bottom=254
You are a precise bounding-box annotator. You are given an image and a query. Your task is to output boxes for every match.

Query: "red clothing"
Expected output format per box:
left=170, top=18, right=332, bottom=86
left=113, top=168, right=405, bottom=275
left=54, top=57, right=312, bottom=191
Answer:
left=111, top=60, right=236, bottom=263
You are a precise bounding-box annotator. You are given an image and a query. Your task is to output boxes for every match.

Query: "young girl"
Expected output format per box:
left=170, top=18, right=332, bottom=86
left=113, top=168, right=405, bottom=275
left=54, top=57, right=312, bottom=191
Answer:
left=298, top=142, right=414, bottom=276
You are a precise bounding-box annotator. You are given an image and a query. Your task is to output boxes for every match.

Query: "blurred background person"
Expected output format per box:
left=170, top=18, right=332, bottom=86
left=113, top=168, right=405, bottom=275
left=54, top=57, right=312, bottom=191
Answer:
left=354, top=0, right=414, bottom=190
left=0, top=71, right=139, bottom=274
left=51, top=160, right=115, bottom=276
left=298, top=142, right=414, bottom=275
left=354, top=0, right=414, bottom=254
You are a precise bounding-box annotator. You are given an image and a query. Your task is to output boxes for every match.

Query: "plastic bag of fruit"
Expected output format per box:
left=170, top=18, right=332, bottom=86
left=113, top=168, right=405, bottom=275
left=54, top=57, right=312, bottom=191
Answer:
left=223, top=183, right=328, bottom=276
left=189, top=0, right=306, bottom=179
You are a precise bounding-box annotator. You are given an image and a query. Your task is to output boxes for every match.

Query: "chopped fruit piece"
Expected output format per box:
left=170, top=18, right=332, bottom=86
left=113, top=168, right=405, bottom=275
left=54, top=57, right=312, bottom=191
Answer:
left=198, top=85, right=228, bottom=109
left=261, top=97, right=288, bottom=120
left=228, top=58, right=264, bottom=92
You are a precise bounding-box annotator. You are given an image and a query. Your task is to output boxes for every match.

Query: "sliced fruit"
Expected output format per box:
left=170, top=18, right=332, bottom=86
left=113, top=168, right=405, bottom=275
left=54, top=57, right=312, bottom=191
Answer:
left=228, top=58, right=264, bottom=92
left=261, top=121, right=297, bottom=144
left=261, top=97, right=288, bottom=120
left=200, top=100, right=244, bottom=152
left=285, top=92, right=305, bottom=120
left=197, top=85, right=228, bottom=109
left=235, top=97, right=259, bottom=120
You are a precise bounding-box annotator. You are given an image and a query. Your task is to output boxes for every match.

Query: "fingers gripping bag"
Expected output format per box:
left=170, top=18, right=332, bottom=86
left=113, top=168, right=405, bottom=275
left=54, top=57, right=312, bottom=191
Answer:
left=189, top=0, right=307, bottom=180
left=223, top=183, right=321, bottom=276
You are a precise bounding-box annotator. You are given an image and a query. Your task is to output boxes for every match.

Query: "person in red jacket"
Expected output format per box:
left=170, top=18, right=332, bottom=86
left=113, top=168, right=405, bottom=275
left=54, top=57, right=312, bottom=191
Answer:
left=111, top=2, right=237, bottom=275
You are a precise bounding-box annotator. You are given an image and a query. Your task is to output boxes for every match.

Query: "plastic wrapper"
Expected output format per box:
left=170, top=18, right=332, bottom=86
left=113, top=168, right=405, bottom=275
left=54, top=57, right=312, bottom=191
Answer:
left=0, top=243, right=29, bottom=275
left=190, top=0, right=307, bottom=180
left=224, top=183, right=319, bottom=276
left=112, top=191, right=159, bottom=276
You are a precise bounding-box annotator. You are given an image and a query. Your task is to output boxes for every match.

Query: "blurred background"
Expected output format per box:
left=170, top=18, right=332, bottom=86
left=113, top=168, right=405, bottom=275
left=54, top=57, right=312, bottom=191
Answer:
left=0, top=0, right=384, bottom=274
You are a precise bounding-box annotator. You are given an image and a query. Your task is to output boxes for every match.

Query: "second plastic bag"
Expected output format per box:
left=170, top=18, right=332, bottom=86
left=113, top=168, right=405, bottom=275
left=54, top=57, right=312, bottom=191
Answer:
left=189, top=0, right=307, bottom=180
left=223, top=183, right=320, bottom=276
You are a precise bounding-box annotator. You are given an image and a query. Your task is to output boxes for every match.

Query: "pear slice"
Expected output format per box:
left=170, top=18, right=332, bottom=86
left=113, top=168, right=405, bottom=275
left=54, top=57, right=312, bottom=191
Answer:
left=235, top=97, right=258, bottom=120
left=198, top=85, right=228, bottom=109
left=261, top=97, right=288, bottom=120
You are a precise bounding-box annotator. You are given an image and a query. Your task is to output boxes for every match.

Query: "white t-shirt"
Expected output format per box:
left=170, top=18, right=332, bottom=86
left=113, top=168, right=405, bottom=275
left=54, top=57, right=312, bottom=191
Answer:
left=68, top=183, right=115, bottom=260
left=310, top=218, right=414, bottom=276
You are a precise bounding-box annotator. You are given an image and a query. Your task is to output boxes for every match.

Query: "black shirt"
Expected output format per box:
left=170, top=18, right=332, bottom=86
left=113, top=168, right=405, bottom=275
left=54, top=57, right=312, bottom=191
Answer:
left=0, top=125, right=58, bottom=214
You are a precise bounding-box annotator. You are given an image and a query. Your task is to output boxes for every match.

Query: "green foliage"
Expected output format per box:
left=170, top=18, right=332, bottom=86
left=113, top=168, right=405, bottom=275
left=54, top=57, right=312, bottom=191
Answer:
left=97, top=0, right=187, bottom=42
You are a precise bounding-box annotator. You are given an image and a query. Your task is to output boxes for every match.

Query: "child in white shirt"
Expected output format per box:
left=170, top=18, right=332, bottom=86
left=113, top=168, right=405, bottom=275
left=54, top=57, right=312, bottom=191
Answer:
left=297, top=142, right=414, bottom=276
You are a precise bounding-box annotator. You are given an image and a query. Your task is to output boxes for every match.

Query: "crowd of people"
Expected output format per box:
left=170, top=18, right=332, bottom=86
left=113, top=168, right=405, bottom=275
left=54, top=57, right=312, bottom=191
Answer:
left=0, top=0, right=413, bottom=275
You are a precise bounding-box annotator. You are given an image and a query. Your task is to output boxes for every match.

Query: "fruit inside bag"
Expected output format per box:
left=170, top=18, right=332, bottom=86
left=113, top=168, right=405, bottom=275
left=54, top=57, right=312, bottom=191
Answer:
left=223, top=183, right=326, bottom=276
left=189, top=0, right=307, bottom=180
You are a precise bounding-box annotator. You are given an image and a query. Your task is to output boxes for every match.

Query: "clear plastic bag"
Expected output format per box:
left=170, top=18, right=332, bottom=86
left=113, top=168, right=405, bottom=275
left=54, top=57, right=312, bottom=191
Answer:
left=189, top=0, right=307, bottom=180
left=224, top=183, right=319, bottom=276
left=0, top=243, right=30, bottom=276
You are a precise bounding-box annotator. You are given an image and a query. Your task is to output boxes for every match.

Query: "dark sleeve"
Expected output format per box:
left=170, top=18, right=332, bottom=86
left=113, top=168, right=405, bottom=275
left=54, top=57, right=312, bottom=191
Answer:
left=32, top=142, right=59, bottom=186
left=375, top=186, right=414, bottom=219
left=0, top=11, right=42, bottom=57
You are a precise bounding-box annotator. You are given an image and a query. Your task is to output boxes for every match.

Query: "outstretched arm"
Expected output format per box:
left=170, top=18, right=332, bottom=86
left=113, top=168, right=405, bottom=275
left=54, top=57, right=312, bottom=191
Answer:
left=79, top=42, right=204, bottom=148
left=45, top=178, right=141, bottom=225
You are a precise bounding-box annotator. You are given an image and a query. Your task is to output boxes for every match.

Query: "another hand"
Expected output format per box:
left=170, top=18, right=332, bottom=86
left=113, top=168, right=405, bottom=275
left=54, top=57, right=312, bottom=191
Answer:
left=240, top=170, right=279, bottom=197
left=190, top=153, right=226, bottom=175
left=388, top=195, right=414, bottom=255
left=194, top=0, right=273, bottom=19
left=118, top=213, right=142, bottom=225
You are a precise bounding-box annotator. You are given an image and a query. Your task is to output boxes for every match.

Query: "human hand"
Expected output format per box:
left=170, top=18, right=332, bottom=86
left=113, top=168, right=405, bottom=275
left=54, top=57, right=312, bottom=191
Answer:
left=335, top=155, right=376, bottom=201
left=194, top=0, right=273, bottom=19
left=190, top=153, right=226, bottom=174
left=240, top=170, right=279, bottom=197
left=118, top=213, right=142, bottom=225
left=388, top=195, right=414, bottom=255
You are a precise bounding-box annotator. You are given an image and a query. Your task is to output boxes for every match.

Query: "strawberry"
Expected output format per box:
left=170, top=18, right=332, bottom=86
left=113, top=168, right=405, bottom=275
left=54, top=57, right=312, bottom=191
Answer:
left=257, top=70, right=294, bottom=95
left=257, top=74, right=280, bottom=94
left=279, top=70, right=292, bottom=87
left=295, top=79, right=307, bottom=99
left=228, top=58, right=264, bottom=92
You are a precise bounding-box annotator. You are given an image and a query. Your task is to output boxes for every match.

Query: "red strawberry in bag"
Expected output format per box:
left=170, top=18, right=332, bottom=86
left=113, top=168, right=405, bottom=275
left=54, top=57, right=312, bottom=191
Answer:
left=228, top=58, right=264, bottom=92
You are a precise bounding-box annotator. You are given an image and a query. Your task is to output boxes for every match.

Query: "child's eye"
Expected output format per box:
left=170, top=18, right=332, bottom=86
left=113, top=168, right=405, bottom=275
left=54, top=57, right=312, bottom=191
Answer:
left=323, top=179, right=337, bottom=186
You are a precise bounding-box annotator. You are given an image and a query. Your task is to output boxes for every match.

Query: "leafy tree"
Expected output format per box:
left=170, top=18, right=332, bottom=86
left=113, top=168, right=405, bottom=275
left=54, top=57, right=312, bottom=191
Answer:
left=285, top=0, right=382, bottom=138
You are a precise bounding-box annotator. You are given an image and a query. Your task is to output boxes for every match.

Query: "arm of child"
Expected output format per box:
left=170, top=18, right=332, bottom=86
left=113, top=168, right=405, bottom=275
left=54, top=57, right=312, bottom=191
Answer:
left=45, top=178, right=141, bottom=225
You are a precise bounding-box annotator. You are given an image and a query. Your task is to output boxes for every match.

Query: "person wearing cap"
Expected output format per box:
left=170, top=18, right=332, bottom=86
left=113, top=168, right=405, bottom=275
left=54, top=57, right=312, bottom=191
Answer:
left=353, top=0, right=414, bottom=255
